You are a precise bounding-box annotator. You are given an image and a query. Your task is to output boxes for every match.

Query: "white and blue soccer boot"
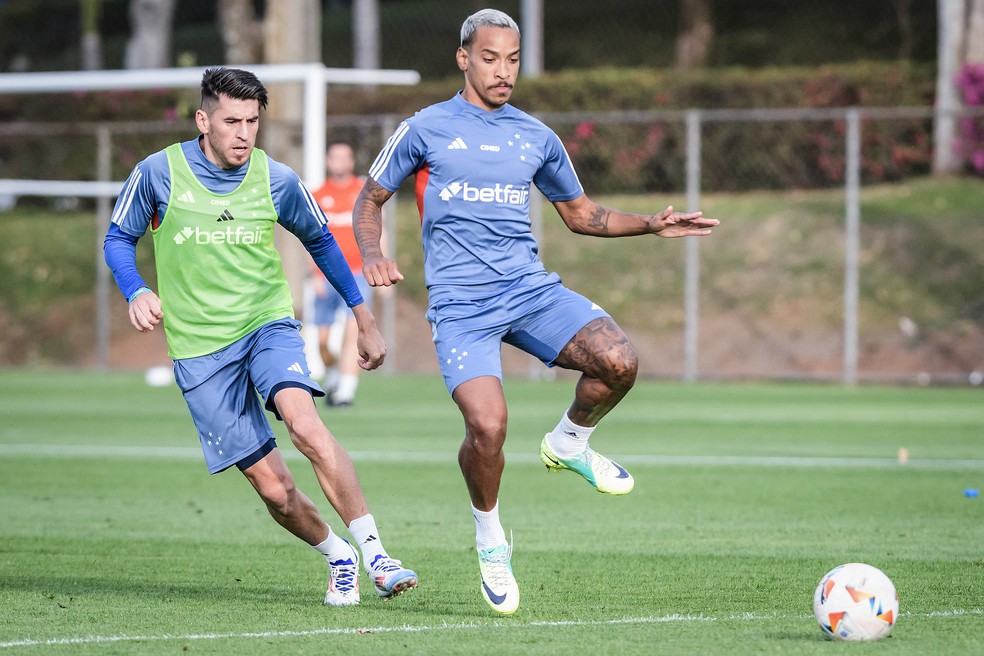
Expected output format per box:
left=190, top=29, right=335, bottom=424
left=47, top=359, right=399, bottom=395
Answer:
left=323, top=539, right=360, bottom=606
left=539, top=435, right=634, bottom=495
left=367, top=554, right=418, bottom=598
left=478, top=541, right=519, bottom=615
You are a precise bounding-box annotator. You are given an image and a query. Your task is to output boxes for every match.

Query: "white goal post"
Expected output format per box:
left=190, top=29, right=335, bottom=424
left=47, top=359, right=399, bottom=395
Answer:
left=0, top=63, right=419, bottom=370
left=0, top=63, right=419, bottom=190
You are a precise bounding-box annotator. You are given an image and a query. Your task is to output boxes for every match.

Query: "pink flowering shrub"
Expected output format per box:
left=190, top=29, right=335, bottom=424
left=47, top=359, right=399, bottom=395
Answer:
left=956, top=63, right=984, bottom=175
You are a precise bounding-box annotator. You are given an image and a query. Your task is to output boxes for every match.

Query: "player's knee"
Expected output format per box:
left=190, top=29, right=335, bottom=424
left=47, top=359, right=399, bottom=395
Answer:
left=257, top=474, right=298, bottom=516
left=283, top=412, right=326, bottom=452
left=464, top=413, right=507, bottom=456
left=602, top=343, right=638, bottom=392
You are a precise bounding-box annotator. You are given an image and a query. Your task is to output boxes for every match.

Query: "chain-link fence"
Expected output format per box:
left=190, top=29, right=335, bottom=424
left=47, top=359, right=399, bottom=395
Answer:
left=341, top=107, right=982, bottom=385
left=3, top=103, right=980, bottom=384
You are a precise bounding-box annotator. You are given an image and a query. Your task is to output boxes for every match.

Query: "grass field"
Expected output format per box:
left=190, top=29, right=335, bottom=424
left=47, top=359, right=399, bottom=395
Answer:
left=1, top=370, right=982, bottom=654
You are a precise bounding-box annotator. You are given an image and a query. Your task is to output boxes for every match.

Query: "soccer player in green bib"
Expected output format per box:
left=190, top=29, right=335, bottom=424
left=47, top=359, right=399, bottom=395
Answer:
left=104, top=67, right=417, bottom=606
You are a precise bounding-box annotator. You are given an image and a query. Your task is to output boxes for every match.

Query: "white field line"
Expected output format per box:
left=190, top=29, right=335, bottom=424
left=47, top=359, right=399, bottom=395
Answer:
left=1, top=609, right=981, bottom=649
left=1, top=443, right=983, bottom=470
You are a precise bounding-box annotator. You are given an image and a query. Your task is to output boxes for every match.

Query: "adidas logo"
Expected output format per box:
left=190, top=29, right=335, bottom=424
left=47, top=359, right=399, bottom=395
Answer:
left=177, top=190, right=195, bottom=204
left=287, top=362, right=304, bottom=375
left=364, top=534, right=378, bottom=543
left=217, top=209, right=235, bottom=222
left=447, top=137, right=468, bottom=150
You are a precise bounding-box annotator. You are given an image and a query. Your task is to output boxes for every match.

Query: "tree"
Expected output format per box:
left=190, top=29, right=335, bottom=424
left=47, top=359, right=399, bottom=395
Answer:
left=353, top=0, right=380, bottom=70
left=123, top=0, right=175, bottom=69
left=80, top=0, right=102, bottom=70
left=217, top=0, right=262, bottom=65
left=675, top=0, right=714, bottom=69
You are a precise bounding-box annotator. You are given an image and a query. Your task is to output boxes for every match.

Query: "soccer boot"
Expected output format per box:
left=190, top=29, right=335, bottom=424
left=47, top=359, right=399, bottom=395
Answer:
left=478, top=541, right=519, bottom=615
left=323, top=539, right=360, bottom=606
left=539, top=435, right=634, bottom=495
left=367, top=554, right=418, bottom=598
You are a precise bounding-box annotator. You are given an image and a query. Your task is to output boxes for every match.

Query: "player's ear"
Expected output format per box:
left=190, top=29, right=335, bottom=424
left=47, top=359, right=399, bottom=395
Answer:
left=456, top=46, right=468, bottom=72
left=195, top=108, right=209, bottom=134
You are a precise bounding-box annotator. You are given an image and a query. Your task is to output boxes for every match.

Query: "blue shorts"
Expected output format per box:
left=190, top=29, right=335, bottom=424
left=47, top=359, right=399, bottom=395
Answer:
left=313, top=274, right=372, bottom=326
left=172, top=318, right=324, bottom=474
left=425, top=272, right=610, bottom=394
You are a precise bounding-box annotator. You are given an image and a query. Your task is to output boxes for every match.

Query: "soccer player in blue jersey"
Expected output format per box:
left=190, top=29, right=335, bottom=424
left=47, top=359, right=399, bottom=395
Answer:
left=354, top=9, right=719, bottom=614
left=103, top=67, right=417, bottom=607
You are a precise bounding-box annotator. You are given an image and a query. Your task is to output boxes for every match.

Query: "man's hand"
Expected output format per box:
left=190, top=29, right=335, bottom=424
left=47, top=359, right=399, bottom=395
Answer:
left=649, top=205, right=719, bottom=238
left=362, top=255, right=404, bottom=287
left=128, top=291, right=163, bottom=333
left=351, top=303, right=386, bottom=370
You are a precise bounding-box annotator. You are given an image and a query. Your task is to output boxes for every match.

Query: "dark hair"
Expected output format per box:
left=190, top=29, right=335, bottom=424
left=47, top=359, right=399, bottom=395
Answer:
left=200, top=67, right=268, bottom=112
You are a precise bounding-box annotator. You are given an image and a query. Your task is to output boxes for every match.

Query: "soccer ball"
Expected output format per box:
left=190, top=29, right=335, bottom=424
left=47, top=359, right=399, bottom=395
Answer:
left=813, top=563, right=898, bottom=641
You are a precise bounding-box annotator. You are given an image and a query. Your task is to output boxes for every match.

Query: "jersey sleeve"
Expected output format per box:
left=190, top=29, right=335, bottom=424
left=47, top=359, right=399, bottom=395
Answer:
left=303, top=227, right=365, bottom=308
left=367, top=119, right=426, bottom=190
left=104, top=223, right=150, bottom=301
left=533, top=130, right=584, bottom=202
left=269, top=160, right=329, bottom=242
left=269, top=159, right=364, bottom=307
left=110, top=151, right=168, bottom=238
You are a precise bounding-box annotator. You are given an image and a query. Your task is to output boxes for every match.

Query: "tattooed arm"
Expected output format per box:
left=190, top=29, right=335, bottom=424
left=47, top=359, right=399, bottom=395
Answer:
left=354, top=177, right=404, bottom=287
left=552, top=193, right=719, bottom=238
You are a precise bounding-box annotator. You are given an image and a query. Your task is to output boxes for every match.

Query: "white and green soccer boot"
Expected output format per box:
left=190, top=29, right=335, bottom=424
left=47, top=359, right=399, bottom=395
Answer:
left=478, top=541, right=519, bottom=615
left=539, top=435, right=634, bottom=495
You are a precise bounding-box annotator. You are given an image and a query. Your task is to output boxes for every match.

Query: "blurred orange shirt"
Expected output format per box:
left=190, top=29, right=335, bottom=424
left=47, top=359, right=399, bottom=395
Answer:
left=312, top=175, right=365, bottom=272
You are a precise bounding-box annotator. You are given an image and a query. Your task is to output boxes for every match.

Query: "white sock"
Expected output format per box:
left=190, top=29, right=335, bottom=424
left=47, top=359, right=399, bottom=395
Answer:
left=334, top=374, right=359, bottom=403
left=311, top=528, right=355, bottom=563
left=347, top=513, right=387, bottom=571
left=323, top=366, right=340, bottom=392
left=472, top=501, right=507, bottom=550
left=546, top=413, right=595, bottom=458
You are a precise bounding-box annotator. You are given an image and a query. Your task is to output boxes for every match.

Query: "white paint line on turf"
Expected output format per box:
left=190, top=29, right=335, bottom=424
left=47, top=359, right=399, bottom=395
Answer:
left=1, top=609, right=981, bottom=649
left=2, top=443, right=984, bottom=470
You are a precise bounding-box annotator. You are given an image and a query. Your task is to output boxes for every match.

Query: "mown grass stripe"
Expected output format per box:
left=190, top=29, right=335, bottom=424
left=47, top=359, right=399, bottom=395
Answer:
left=2, top=443, right=983, bottom=470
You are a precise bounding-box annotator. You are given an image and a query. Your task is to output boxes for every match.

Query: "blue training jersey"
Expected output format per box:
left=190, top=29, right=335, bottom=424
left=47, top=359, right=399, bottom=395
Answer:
left=368, top=93, right=583, bottom=299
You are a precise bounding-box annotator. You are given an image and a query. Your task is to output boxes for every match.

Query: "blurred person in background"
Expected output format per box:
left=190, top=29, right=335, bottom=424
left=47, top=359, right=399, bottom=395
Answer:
left=103, top=66, right=417, bottom=607
left=309, top=142, right=380, bottom=408
left=354, top=8, right=718, bottom=615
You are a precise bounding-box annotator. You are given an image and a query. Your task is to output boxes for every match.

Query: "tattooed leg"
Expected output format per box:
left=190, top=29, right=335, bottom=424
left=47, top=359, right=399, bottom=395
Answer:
left=552, top=317, right=639, bottom=426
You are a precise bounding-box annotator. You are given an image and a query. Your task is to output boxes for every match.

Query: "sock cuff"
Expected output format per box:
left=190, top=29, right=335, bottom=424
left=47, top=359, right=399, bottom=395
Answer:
left=347, top=513, right=376, bottom=534
left=312, top=532, right=334, bottom=556
left=471, top=500, right=499, bottom=518
left=560, top=413, right=595, bottom=435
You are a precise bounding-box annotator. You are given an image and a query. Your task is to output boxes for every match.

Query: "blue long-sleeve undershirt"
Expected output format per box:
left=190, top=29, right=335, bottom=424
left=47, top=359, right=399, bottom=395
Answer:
left=103, top=224, right=147, bottom=301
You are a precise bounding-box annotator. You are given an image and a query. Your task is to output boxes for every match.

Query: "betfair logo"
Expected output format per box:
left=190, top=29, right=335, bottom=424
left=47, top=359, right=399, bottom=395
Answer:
left=172, top=225, right=263, bottom=245
left=438, top=181, right=529, bottom=205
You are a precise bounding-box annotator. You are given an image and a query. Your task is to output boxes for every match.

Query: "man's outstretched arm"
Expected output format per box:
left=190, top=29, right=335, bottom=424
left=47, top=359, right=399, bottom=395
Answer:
left=553, top=193, right=719, bottom=239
